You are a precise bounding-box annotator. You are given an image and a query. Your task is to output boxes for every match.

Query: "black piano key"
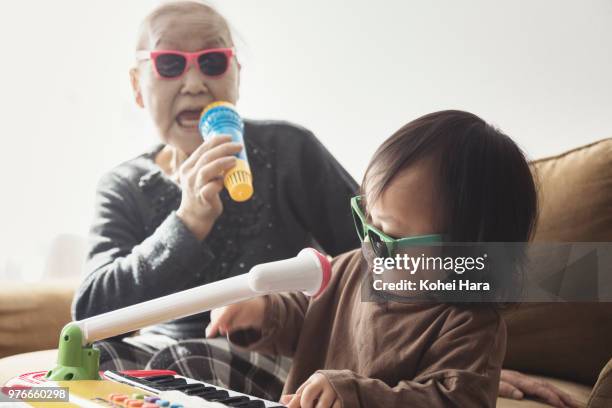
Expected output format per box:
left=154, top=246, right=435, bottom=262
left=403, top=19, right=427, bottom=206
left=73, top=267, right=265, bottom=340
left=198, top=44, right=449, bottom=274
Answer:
left=185, top=385, right=217, bottom=395
left=194, top=389, right=224, bottom=398
left=227, top=402, right=249, bottom=407
left=202, top=390, right=230, bottom=401
left=155, top=377, right=188, bottom=385
left=216, top=395, right=249, bottom=405
left=231, top=400, right=266, bottom=408
left=154, top=379, right=190, bottom=389
left=142, top=374, right=176, bottom=382
left=169, top=383, right=211, bottom=392
left=226, top=402, right=249, bottom=407
left=190, top=387, right=222, bottom=397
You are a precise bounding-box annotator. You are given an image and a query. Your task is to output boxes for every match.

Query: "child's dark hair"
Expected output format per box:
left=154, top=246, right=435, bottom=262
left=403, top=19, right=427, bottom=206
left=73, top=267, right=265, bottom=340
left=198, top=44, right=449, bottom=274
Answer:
left=362, top=110, right=538, bottom=243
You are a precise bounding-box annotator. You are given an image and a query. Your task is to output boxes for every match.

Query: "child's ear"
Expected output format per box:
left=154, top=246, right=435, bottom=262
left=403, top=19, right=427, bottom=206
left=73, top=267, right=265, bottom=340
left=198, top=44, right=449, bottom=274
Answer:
left=129, top=67, right=144, bottom=108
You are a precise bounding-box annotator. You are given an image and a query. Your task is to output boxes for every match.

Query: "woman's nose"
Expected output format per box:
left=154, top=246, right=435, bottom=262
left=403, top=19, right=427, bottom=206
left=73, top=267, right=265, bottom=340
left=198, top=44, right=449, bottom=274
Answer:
left=180, top=63, right=209, bottom=95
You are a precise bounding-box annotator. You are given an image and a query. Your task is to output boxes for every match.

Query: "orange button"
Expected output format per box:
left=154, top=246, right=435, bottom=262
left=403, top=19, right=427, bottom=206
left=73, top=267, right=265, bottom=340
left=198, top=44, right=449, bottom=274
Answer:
left=111, top=395, right=129, bottom=403
left=127, top=400, right=144, bottom=408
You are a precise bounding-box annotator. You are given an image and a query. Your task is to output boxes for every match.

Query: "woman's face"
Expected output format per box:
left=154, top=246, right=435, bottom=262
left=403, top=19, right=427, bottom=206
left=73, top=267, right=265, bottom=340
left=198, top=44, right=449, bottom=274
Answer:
left=366, top=160, right=440, bottom=239
left=131, top=12, right=239, bottom=155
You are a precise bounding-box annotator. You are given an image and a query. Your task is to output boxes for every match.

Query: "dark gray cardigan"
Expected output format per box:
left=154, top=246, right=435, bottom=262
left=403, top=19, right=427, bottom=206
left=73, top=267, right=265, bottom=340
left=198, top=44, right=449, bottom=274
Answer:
left=72, top=120, right=360, bottom=339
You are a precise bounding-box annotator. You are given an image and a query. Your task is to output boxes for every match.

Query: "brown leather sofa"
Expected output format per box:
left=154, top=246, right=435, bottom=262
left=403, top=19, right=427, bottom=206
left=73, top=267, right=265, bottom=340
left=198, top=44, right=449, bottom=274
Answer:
left=1, top=139, right=611, bottom=407
left=497, top=138, right=612, bottom=407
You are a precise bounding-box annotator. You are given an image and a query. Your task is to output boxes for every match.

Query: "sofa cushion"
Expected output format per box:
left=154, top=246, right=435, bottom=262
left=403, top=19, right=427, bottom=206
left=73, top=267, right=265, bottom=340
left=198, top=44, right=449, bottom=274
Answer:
left=503, top=303, right=611, bottom=385
left=530, top=138, right=612, bottom=242
left=0, top=280, right=77, bottom=359
left=502, top=138, right=612, bottom=385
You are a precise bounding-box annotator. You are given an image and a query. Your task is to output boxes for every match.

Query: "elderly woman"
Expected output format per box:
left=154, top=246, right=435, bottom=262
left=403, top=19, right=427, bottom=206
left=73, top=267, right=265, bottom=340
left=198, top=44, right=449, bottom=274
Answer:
left=72, top=0, right=359, bottom=399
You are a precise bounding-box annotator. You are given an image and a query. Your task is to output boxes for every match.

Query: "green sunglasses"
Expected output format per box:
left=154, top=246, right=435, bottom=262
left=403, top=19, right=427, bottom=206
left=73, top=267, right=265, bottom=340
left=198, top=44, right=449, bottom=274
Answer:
left=350, top=196, right=443, bottom=258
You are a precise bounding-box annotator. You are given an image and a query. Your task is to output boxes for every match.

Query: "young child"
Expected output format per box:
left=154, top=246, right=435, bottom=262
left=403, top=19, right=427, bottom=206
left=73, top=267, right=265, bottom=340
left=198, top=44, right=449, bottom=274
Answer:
left=207, top=110, right=539, bottom=407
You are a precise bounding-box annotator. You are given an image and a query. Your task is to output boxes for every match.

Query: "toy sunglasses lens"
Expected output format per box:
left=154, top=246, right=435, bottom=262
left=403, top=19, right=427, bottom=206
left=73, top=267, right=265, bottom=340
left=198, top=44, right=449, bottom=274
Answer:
left=351, top=207, right=366, bottom=241
left=368, top=230, right=389, bottom=258
left=198, top=51, right=229, bottom=76
left=155, top=54, right=187, bottom=78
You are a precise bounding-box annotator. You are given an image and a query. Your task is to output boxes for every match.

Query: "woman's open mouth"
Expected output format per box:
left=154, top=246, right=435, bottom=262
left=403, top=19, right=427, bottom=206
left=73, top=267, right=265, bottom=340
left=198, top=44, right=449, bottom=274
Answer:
left=176, top=109, right=202, bottom=129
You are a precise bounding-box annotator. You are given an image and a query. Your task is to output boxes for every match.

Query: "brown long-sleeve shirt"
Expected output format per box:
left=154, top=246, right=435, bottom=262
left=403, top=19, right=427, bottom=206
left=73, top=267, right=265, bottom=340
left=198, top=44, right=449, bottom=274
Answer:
left=230, top=249, right=506, bottom=407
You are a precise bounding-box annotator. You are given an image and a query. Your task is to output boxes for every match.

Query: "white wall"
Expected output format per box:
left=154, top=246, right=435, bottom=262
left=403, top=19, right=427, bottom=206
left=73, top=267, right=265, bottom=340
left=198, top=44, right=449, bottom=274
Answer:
left=0, top=0, right=610, bottom=280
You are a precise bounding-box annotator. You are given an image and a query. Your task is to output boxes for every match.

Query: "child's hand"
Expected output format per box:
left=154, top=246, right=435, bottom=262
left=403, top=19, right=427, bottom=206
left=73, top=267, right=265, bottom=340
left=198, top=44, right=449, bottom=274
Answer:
left=176, top=135, right=243, bottom=240
left=280, top=373, right=340, bottom=408
left=206, top=297, right=267, bottom=338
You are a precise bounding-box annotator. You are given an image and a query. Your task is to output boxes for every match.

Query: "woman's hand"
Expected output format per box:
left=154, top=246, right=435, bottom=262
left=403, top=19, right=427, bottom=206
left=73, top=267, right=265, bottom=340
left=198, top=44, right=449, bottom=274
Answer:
left=176, top=135, right=243, bottom=240
left=499, top=369, right=580, bottom=408
left=206, top=297, right=267, bottom=338
left=280, top=373, right=340, bottom=408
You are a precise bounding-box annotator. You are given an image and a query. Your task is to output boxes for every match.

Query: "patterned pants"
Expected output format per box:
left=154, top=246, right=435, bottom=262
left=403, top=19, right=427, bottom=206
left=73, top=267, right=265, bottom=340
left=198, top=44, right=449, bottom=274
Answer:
left=95, top=335, right=291, bottom=401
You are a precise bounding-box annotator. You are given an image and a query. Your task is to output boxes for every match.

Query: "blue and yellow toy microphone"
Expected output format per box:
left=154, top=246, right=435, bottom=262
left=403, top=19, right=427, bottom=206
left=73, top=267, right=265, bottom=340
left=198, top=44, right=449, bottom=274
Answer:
left=199, top=101, right=253, bottom=202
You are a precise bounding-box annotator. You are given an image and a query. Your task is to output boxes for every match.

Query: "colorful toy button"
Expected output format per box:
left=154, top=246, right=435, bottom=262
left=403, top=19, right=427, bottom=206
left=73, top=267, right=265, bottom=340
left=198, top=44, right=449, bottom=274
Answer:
left=142, top=404, right=159, bottom=408
left=156, top=400, right=170, bottom=407
left=127, top=400, right=144, bottom=407
left=169, top=404, right=184, bottom=408
left=132, top=394, right=145, bottom=400
left=144, top=396, right=160, bottom=403
left=110, top=394, right=129, bottom=403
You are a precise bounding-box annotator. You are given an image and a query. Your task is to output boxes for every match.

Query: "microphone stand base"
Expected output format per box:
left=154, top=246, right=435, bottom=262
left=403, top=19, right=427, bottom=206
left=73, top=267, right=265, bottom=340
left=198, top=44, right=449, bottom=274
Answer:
left=45, top=323, right=101, bottom=381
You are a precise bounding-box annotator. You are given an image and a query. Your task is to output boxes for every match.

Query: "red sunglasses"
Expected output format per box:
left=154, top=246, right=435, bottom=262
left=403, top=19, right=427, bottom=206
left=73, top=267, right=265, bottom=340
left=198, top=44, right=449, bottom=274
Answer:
left=135, top=48, right=235, bottom=79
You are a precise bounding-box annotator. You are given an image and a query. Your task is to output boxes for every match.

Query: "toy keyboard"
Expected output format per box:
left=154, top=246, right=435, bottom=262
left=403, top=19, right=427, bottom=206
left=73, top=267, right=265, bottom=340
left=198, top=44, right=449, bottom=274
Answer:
left=4, top=370, right=285, bottom=408
left=103, top=371, right=284, bottom=408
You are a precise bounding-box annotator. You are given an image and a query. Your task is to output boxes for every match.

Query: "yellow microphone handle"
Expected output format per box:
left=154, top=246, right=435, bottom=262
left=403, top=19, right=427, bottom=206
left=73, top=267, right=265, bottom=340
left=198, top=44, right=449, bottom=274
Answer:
left=224, top=158, right=254, bottom=202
